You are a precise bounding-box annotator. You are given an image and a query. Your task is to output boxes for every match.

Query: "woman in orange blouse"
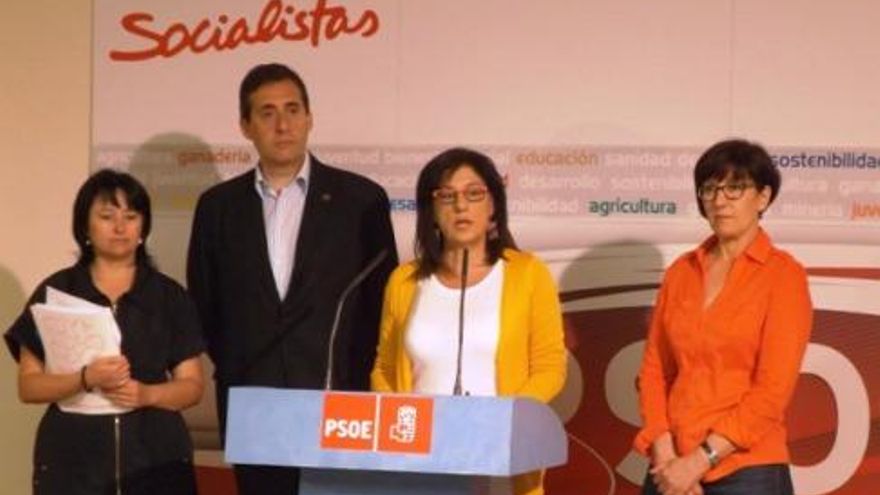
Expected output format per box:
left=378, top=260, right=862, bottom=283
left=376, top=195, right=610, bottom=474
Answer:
left=634, top=139, right=813, bottom=495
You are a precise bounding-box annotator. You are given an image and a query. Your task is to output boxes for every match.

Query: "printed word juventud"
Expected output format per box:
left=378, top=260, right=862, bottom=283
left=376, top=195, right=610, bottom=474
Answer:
left=109, top=0, right=380, bottom=62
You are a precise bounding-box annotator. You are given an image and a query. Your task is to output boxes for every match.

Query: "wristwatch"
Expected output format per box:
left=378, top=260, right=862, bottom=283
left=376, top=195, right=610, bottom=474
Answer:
left=699, top=441, right=720, bottom=468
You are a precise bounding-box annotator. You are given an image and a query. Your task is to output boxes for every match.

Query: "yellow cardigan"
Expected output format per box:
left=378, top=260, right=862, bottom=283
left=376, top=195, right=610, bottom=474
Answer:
left=370, top=249, right=567, bottom=495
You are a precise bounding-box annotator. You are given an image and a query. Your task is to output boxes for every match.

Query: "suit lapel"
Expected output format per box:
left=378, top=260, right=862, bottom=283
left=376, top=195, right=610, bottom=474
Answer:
left=286, top=157, right=333, bottom=304
left=240, top=170, right=282, bottom=304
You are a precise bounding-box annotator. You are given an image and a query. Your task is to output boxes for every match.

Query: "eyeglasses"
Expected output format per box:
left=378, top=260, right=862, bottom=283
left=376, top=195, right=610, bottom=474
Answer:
left=432, top=186, right=488, bottom=205
left=697, top=182, right=754, bottom=201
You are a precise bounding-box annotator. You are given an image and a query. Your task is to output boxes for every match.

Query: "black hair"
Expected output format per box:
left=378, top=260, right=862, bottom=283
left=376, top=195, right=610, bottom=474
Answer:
left=694, top=138, right=781, bottom=217
left=239, top=63, right=310, bottom=121
left=414, top=147, right=517, bottom=278
left=72, top=169, right=153, bottom=267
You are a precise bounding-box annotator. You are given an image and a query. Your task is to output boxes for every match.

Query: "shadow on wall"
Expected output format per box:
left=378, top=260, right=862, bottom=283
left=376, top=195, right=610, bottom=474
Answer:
left=125, top=133, right=225, bottom=451
left=0, top=264, right=27, bottom=330
left=545, top=240, right=666, bottom=495
left=126, top=132, right=224, bottom=283
left=0, top=264, right=39, bottom=494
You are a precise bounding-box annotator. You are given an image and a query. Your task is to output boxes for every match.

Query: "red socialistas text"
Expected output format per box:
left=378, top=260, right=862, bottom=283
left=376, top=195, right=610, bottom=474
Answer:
left=109, top=0, right=380, bottom=62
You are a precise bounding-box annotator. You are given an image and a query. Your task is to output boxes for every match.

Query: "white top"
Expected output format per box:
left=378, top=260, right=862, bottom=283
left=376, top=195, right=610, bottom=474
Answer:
left=404, top=261, right=503, bottom=396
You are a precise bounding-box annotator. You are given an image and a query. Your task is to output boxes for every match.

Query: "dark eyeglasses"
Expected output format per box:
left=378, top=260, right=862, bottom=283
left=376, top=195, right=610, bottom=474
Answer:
left=697, top=182, right=755, bottom=201
left=432, top=186, right=488, bottom=205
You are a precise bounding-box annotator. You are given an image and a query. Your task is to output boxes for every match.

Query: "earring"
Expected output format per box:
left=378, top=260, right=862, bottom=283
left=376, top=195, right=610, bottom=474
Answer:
left=138, top=238, right=144, bottom=245
left=487, top=220, right=499, bottom=241
left=85, top=239, right=91, bottom=246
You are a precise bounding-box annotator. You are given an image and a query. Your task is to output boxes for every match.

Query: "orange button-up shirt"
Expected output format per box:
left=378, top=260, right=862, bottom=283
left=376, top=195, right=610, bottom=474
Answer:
left=634, top=228, right=812, bottom=482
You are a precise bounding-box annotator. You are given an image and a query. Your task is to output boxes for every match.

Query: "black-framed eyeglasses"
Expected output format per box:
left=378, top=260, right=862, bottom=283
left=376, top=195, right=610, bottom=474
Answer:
left=697, top=182, right=755, bottom=201
left=432, top=186, right=488, bottom=205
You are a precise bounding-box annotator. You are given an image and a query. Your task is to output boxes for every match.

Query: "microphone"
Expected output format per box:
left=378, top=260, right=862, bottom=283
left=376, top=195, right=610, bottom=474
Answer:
left=324, top=248, right=390, bottom=390
left=452, top=248, right=469, bottom=396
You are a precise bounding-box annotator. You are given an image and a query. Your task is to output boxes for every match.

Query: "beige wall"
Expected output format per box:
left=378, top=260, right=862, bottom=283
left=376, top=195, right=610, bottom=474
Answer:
left=0, top=1, right=91, bottom=492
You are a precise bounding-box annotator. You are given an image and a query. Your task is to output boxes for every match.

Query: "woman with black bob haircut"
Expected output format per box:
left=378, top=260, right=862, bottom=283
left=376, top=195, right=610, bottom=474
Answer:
left=5, top=169, right=205, bottom=495
left=371, top=148, right=567, bottom=495
left=635, top=139, right=812, bottom=495
left=72, top=167, right=154, bottom=267
left=693, top=139, right=781, bottom=218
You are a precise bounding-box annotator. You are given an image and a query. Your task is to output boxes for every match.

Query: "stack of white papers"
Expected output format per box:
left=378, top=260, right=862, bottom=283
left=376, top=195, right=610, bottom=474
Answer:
left=30, top=287, right=131, bottom=415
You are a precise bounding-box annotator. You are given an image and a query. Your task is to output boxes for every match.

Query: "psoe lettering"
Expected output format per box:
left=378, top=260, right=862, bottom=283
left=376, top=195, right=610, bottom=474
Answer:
left=323, top=419, right=374, bottom=439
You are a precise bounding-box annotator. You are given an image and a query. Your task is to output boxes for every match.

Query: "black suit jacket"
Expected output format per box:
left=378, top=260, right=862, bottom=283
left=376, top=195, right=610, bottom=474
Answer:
left=187, top=157, right=397, bottom=401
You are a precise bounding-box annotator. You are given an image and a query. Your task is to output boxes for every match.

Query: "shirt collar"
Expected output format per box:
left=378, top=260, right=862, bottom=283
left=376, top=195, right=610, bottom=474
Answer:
left=693, top=227, right=772, bottom=267
left=254, top=153, right=311, bottom=199
left=71, top=261, right=151, bottom=307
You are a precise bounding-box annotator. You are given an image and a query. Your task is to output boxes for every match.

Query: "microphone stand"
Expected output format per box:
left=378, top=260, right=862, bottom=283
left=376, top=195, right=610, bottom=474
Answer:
left=323, top=249, right=389, bottom=390
left=452, top=249, right=469, bottom=396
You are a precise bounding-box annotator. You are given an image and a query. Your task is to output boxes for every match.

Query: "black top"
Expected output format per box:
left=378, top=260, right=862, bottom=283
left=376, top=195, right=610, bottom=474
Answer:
left=187, top=158, right=397, bottom=396
left=4, top=262, right=204, bottom=495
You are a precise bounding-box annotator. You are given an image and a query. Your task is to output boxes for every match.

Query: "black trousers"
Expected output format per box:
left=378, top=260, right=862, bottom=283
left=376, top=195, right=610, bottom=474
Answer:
left=234, top=464, right=300, bottom=495
left=642, top=464, right=794, bottom=495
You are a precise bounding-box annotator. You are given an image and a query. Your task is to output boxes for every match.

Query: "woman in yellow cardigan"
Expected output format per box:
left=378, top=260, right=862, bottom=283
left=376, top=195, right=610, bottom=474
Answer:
left=371, top=147, right=567, bottom=495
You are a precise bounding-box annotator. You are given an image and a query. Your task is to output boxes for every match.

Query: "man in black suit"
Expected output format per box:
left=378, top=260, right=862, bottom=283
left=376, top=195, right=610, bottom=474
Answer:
left=187, top=63, right=397, bottom=495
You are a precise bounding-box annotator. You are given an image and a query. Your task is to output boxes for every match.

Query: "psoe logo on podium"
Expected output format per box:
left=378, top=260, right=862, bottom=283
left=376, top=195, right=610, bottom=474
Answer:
left=377, top=396, right=433, bottom=454
left=319, top=393, right=434, bottom=454
left=320, top=393, right=377, bottom=451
